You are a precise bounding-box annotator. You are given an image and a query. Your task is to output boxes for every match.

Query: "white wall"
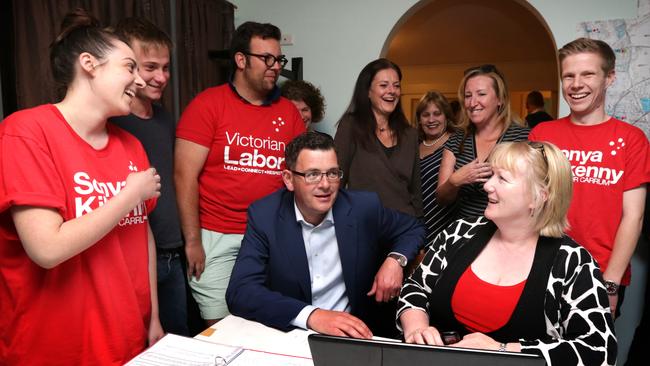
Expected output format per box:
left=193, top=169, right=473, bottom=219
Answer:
left=231, top=0, right=637, bottom=134
left=232, top=0, right=645, bottom=361
left=232, top=0, right=418, bottom=135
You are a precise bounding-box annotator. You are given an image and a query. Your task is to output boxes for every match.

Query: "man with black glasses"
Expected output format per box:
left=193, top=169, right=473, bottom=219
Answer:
left=175, top=21, right=305, bottom=326
left=226, top=132, right=425, bottom=338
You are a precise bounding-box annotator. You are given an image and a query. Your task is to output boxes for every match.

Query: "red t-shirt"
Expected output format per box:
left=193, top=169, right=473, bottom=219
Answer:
left=176, top=84, right=305, bottom=234
left=452, top=266, right=526, bottom=333
left=530, top=117, right=650, bottom=284
left=0, top=104, right=155, bottom=365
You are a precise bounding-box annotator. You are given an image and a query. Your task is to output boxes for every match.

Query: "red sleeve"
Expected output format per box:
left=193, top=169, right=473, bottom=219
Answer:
left=623, top=127, right=650, bottom=191
left=176, top=88, right=218, bottom=148
left=0, top=130, right=66, bottom=216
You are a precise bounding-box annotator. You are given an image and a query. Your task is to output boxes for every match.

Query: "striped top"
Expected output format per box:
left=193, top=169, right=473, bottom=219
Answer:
left=420, top=148, right=456, bottom=247
left=444, top=123, right=530, bottom=220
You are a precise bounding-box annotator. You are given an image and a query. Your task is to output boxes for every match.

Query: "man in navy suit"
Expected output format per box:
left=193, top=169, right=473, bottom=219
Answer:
left=226, top=132, right=425, bottom=338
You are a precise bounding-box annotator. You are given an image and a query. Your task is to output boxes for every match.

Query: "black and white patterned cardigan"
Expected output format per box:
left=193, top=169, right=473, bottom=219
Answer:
left=396, top=217, right=617, bottom=366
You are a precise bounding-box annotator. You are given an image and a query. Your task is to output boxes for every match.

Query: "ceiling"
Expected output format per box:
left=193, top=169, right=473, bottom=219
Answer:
left=385, top=0, right=558, bottom=66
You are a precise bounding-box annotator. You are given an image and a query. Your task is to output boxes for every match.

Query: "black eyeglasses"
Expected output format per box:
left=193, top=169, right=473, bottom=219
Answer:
left=528, top=141, right=548, bottom=167
left=244, top=52, right=288, bottom=68
left=291, top=169, right=343, bottom=184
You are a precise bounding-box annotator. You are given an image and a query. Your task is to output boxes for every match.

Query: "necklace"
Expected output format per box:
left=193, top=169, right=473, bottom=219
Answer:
left=422, top=133, right=445, bottom=147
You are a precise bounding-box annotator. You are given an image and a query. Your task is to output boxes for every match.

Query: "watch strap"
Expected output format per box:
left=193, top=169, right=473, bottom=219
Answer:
left=387, top=252, right=407, bottom=267
left=604, top=280, right=619, bottom=295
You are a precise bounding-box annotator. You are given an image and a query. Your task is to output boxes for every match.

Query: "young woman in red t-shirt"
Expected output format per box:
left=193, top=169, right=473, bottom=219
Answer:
left=0, top=9, right=164, bottom=365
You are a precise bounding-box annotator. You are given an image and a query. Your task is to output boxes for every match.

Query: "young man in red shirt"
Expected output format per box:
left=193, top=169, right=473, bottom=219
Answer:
left=175, top=22, right=304, bottom=325
left=529, top=38, right=650, bottom=317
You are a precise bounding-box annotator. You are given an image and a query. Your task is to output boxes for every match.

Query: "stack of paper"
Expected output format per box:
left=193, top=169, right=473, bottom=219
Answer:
left=195, top=315, right=313, bottom=359
left=126, top=333, right=243, bottom=366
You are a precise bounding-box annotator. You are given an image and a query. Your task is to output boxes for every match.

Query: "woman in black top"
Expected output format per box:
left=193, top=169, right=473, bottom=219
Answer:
left=335, top=58, right=421, bottom=217
left=417, top=91, right=457, bottom=246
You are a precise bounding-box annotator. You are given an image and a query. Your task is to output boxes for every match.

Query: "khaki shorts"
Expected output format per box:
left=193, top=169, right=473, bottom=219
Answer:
left=188, top=229, right=243, bottom=320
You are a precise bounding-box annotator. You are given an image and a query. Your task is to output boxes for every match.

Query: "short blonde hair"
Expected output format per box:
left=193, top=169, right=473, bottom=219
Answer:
left=489, top=141, right=572, bottom=238
left=559, top=37, right=616, bottom=74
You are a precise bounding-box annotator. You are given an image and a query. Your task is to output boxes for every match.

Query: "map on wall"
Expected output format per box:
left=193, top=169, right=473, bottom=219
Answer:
left=578, top=0, right=650, bottom=137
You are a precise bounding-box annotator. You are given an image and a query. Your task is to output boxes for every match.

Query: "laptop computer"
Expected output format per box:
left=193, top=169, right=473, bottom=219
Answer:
left=308, top=334, right=546, bottom=366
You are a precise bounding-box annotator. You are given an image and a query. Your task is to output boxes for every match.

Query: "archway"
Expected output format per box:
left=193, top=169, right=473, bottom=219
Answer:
left=383, top=0, right=559, bottom=125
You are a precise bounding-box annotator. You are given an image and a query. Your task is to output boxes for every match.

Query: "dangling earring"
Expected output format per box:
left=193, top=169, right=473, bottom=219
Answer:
left=529, top=207, right=535, bottom=217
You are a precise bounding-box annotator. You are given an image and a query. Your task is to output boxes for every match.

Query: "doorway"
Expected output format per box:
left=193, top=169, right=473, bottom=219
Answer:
left=382, top=0, right=558, bottom=125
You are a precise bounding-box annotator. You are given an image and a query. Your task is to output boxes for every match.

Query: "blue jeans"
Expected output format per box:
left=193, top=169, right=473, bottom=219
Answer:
left=157, top=250, right=189, bottom=336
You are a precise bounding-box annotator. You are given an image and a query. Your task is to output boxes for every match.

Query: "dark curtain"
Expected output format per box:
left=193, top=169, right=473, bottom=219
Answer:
left=4, top=0, right=234, bottom=118
left=175, top=0, right=234, bottom=111
left=0, top=0, right=17, bottom=116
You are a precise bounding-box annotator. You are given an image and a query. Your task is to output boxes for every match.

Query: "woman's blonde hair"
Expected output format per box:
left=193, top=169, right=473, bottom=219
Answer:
left=456, top=65, right=524, bottom=136
left=489, top=141, right=572, bottom=238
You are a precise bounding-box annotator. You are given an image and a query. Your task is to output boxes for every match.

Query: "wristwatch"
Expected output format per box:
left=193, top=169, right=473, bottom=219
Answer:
left=387, top=253, right=407, bottom=267
left=604, top=280, right=619, bottom=295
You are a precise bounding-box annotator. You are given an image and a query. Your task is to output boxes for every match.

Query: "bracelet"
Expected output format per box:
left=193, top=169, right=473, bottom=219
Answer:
left=604, top=280, right=619, bottom=295
left=498, top=342, right=507, bottom=352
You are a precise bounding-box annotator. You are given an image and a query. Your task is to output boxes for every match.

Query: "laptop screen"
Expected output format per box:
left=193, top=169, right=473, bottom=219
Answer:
left=308, top=334, right=546, bottom=366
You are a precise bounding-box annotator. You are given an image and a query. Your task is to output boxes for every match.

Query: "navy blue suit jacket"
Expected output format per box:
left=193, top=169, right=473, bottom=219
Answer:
left=226, top=188, right=425, bottom=332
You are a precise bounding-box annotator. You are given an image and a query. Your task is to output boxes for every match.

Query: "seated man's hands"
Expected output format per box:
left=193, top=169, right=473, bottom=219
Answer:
left=367, top=257, right=403, bottom=302
left=404, top=326, right=444, bottom=346
left=307, top=309, right=373, bottom=339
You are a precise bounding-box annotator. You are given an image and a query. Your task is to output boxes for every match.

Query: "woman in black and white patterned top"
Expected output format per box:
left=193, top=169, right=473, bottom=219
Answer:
left=437, top=65, right=529, bottom=220
left=417, top=91, right=458, bottom=247
left=398, top=141, right=617, bottom=366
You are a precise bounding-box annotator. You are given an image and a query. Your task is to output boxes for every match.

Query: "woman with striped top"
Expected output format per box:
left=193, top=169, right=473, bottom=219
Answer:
left=417, top=91, right=458, bottom=247
left=436, top=64, right=529, bottom=220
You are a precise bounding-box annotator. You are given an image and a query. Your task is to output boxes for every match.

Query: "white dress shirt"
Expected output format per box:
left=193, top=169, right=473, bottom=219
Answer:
left=290, top=201, right=351, bottom=329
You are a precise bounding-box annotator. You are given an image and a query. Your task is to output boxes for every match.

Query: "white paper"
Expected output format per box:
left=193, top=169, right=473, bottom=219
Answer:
left=126, top=333, right=243, bottom=366
left=195, top=315, right=313, bottom=358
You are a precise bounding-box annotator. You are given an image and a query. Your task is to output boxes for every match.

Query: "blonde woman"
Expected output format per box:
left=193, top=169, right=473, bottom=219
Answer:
left=437, top=65, right=529, bottom=220
left=399, top=141, right=616, bottom=366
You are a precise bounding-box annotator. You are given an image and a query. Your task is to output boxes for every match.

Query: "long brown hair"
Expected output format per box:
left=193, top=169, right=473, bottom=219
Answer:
left=338, top=58, right=410, bottom=150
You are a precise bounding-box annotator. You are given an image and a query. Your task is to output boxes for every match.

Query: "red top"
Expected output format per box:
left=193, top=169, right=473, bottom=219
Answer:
left=530, top=117, right=650, bottom=285
left=176, top=84, right=305, bottom=234
left=452, top=266, right=526, bottom=333
left=0, top=104, right=155, bottom=365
